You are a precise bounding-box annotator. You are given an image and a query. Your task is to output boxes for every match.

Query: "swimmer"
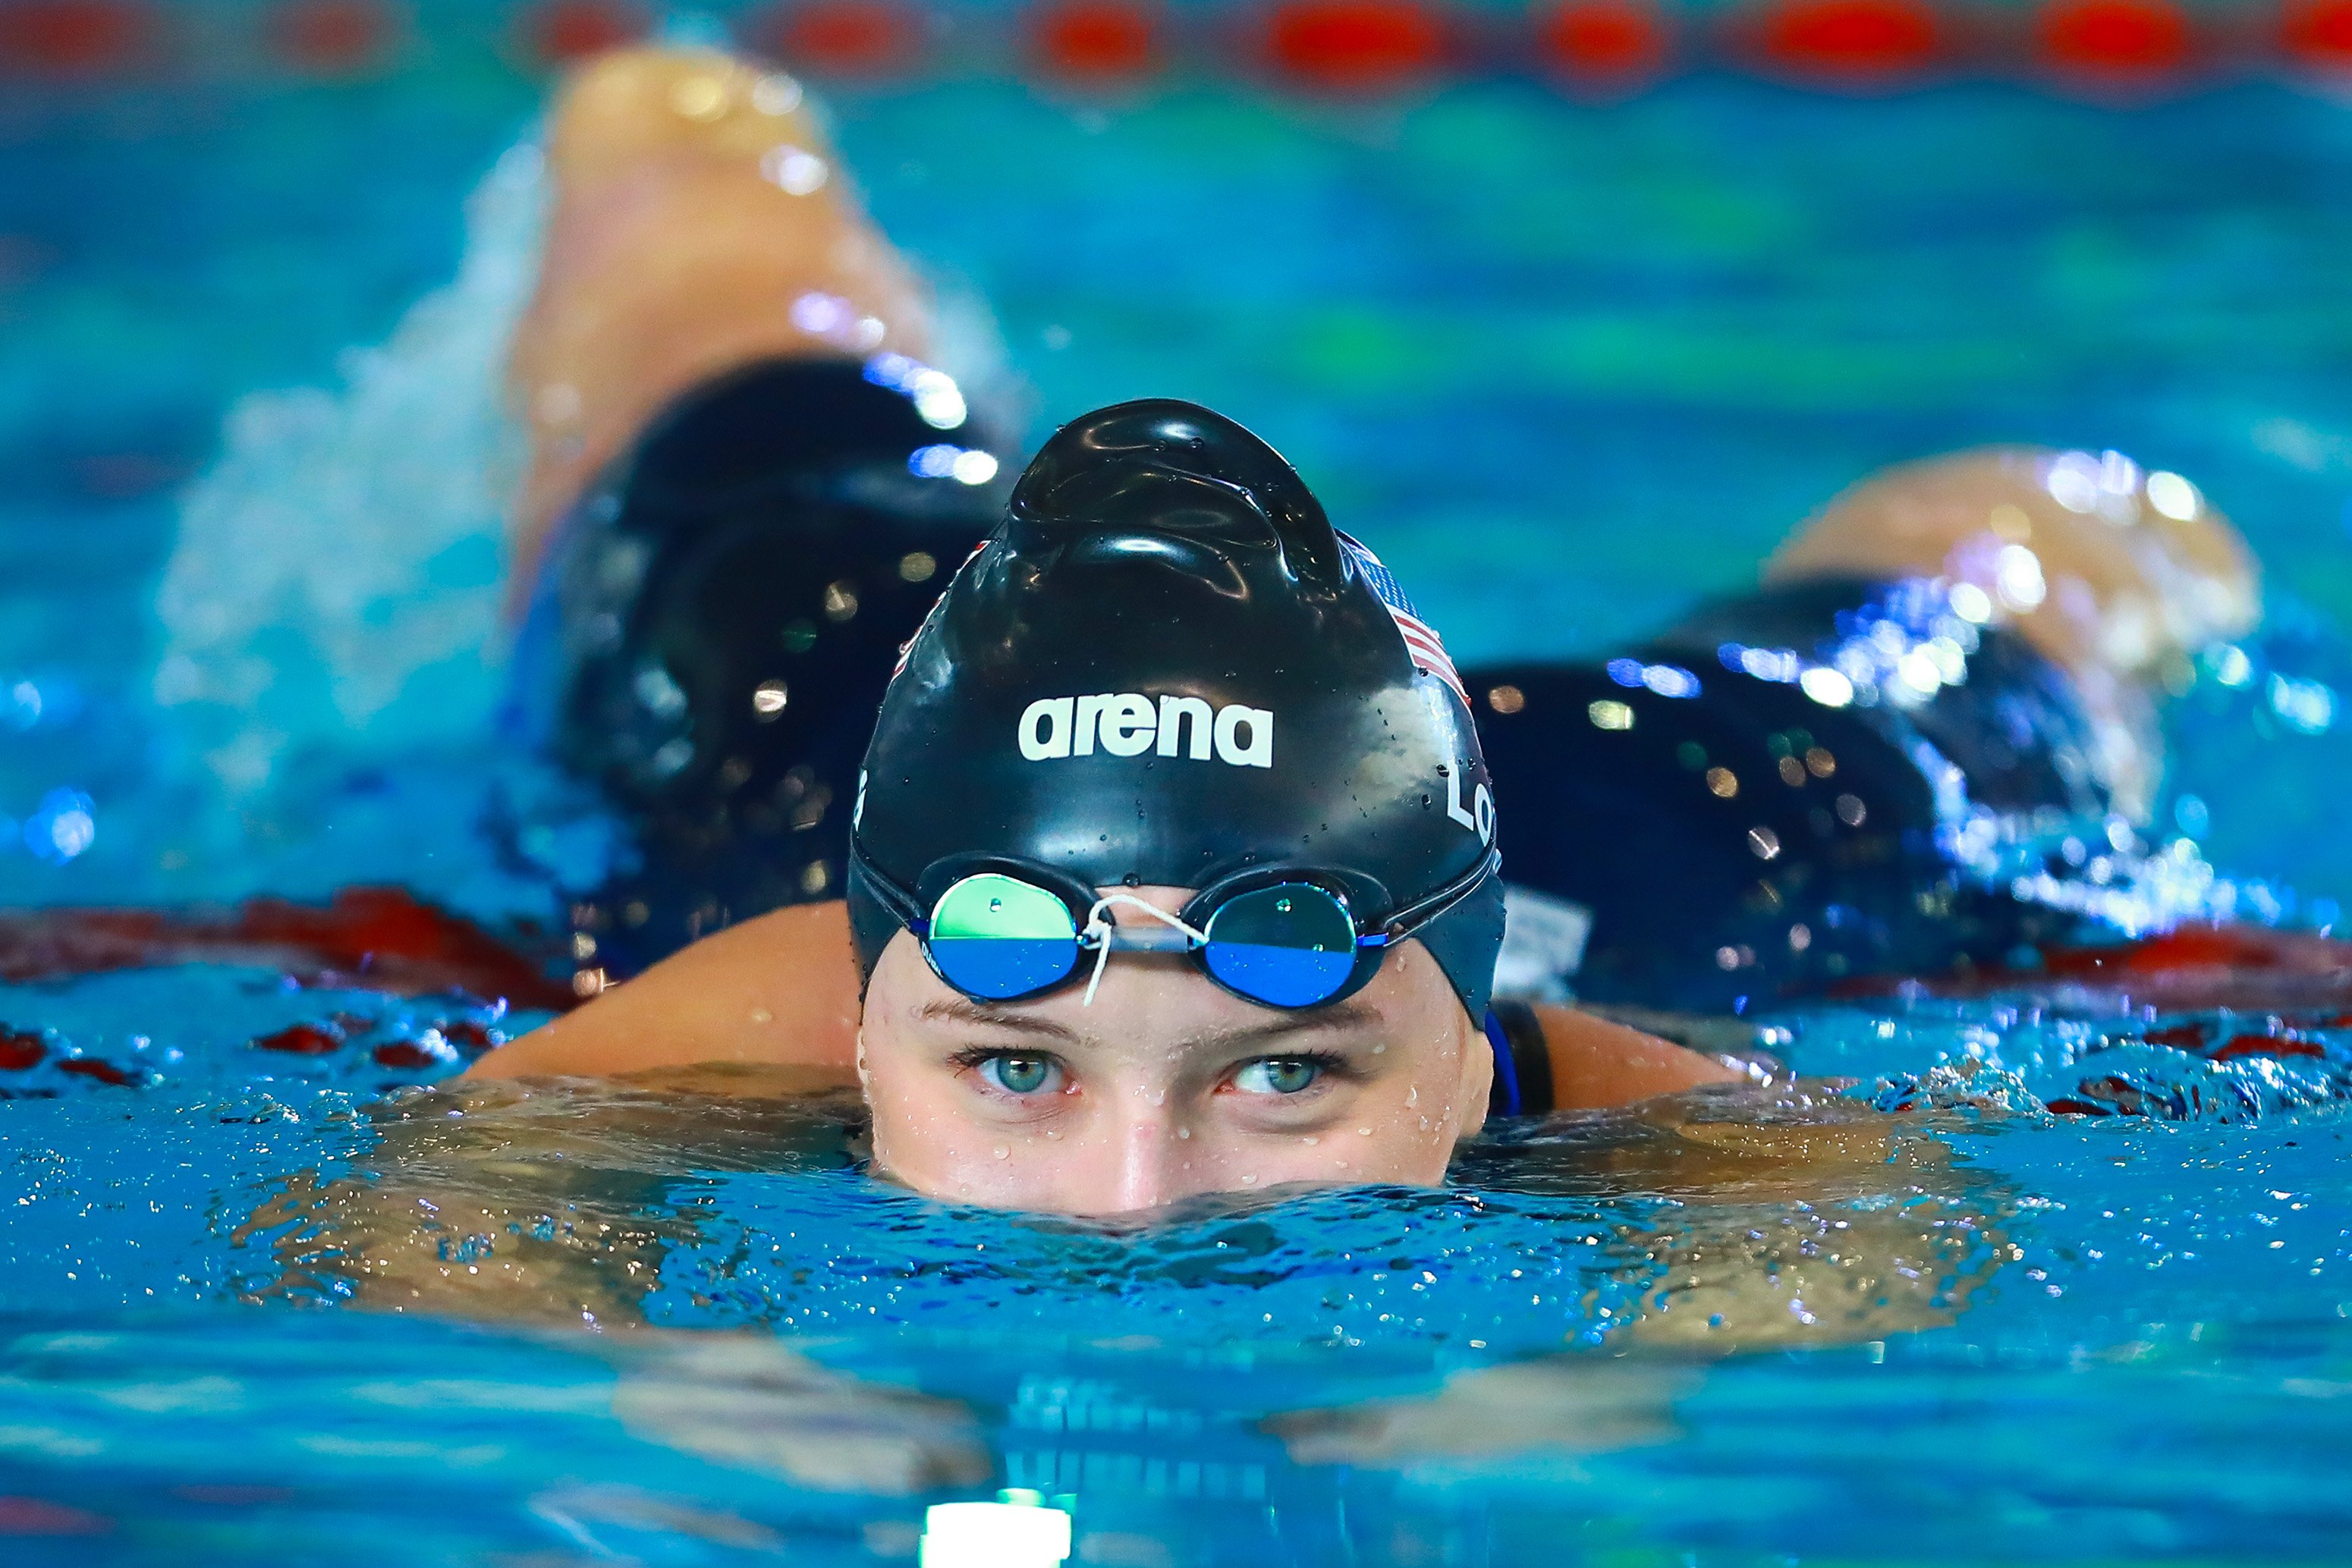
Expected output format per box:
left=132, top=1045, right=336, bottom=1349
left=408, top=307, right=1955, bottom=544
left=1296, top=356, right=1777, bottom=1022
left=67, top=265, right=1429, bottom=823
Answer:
left=468, top=42, right=2289, bottom=1203
left=470, top=45, right=1737, bottom=1217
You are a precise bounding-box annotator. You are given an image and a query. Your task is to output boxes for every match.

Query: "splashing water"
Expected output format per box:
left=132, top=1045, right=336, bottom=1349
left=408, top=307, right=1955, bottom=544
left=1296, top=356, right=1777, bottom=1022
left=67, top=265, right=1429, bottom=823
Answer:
left=150, top=143, right=546, bottom=806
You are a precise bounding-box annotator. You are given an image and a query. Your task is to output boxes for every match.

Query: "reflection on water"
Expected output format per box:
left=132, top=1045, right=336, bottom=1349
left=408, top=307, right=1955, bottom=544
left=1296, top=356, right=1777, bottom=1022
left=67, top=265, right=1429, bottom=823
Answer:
left=244, top=1066, right=865, bottom=1326
left=610, top=1333, right=992, bottom=1497
left=246, top=1067, right=2013, bottom=1365
left=1269, top=1356, right=1696, bottom=1468
left=1483, top=1095, right=2015, bottom=1350
left=11, top=1304, right=2352, bottom=1564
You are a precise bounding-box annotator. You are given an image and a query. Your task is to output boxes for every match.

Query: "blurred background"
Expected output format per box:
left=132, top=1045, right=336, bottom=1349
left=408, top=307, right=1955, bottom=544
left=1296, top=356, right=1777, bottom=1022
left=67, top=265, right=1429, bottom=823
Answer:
left=11, top=0, right=2352, bottom=922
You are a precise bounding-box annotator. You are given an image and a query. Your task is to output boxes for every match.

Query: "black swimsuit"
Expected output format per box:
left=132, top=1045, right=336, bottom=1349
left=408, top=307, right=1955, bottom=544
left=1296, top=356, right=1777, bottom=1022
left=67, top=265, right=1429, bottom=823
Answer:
left=509, top=357, right=998, bottom=978
left=1461, top=574, right=2112, bottom=1014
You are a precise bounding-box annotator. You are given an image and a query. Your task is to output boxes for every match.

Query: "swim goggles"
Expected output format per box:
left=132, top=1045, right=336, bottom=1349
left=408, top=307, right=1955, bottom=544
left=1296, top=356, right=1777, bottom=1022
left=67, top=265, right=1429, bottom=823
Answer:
left=850, top=843, right=1500, bottom=1010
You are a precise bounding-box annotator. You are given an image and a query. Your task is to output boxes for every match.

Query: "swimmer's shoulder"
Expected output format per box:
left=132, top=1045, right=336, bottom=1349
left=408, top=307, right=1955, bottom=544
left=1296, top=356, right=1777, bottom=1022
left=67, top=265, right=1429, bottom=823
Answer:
left=466, top=900, right=862, bottom=1086
left=1495, top=1000, right=1744, bottom=1113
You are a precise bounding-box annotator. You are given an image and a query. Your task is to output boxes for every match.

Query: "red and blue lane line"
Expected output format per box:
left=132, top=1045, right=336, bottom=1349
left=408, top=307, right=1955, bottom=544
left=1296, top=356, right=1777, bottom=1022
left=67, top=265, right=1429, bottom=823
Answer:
left=2, top=0, right=2352, bottom=94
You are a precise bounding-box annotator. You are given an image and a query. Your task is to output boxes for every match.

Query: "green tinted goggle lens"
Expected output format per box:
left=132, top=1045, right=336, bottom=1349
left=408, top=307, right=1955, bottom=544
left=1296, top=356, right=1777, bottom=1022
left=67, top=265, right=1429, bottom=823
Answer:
left=920, top=870, right=1368, bottom=1008
left=926, top=873, right=1082, bottom=999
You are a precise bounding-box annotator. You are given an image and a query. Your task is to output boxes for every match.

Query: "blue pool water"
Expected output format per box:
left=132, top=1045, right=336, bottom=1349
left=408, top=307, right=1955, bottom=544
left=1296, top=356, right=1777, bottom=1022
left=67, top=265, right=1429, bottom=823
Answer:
left=11, top=30, right=2352, bottom=1565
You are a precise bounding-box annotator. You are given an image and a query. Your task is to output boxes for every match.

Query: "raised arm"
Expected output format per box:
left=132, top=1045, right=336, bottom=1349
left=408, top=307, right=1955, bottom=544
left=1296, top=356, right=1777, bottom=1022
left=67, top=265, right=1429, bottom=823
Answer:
left=467, top=900, right=863, bottom=1082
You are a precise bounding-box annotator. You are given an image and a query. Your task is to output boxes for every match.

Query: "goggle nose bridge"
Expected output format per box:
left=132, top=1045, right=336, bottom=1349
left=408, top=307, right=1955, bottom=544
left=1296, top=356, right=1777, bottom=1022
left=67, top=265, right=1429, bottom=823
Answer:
left=1080, top=893, right=1212, bottom=1006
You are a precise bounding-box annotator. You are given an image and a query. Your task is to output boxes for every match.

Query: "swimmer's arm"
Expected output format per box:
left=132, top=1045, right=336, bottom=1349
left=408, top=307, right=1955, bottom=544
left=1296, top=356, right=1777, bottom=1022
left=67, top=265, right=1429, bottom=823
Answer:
left=1527, top=1004, right=1744, bottom=1109
left=467, top=900, right=862, bottom=1083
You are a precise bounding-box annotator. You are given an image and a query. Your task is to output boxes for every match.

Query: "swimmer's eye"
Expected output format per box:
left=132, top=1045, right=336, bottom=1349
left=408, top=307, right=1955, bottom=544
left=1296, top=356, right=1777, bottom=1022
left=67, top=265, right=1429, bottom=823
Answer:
left=1231, top=1054, right=1339, bottom=1096
left=965, top=1051, right=1063, bottom=1095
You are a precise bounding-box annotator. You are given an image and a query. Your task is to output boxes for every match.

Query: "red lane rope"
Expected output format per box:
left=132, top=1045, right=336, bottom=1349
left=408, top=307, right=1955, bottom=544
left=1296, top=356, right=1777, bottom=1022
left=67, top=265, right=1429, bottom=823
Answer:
left=1, top=0, right=2344, bottom=93
left=1030, top=0, right=1161, bottom=83
left=268, top=0, right=396, bottom=75
left=760, top=0, right=929, bottom=77
left=518, top=0, right=647, bottom=64
left=1751, top=0, right=1948, bottom=82
left=2036, top=0, right=2197, bottom=77
left=0, top=0, right=147, bottom=75
left=1538, top=0, right=1672, bottom=89
left=2284, top=0, right=2352, bottom=66
left=0, top=886, right=576, bottom=1010
left=1265, top=0, right=1448, bottom=91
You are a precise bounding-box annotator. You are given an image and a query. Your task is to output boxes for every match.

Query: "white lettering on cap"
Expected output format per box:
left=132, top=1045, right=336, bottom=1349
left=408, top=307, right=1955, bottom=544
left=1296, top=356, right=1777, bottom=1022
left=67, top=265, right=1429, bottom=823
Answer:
left=1212, top=703, right=1273, bottom=768
left=1018, top=693, right=1273, bottom=768
left=1445, top=764, right=1495, bottom=844
left=1156, top=694, right=1213, bottom=759
left=1097, top=693, right=1157, bottom=756
left=1017, top=696, right=1074, bottom=760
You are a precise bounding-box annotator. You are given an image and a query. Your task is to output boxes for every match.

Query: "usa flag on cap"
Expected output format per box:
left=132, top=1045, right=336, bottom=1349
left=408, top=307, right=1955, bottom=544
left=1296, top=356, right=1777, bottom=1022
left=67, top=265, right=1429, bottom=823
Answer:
left=1337, top=532, right=1468, bottom=707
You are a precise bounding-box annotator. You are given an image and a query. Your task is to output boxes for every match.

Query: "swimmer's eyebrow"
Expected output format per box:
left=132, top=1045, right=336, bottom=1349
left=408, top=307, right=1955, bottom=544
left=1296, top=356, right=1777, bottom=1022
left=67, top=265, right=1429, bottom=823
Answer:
left=913, top=998, right=1081, bottom=1042
left=1174, top=1000, right=1384, bottom=1056
left=910, top=997, right=1382, bottom=1053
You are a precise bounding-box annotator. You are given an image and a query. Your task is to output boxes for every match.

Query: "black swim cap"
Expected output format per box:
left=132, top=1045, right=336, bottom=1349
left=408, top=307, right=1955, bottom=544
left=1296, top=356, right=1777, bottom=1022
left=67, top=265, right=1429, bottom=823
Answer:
left=847, top=398, right=1505, bottom=1021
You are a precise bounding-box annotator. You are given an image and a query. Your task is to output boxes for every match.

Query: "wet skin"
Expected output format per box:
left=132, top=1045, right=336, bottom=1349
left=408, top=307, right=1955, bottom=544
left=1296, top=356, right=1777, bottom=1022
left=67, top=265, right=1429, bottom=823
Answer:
left=857, top=887, right=1493, bottom=1215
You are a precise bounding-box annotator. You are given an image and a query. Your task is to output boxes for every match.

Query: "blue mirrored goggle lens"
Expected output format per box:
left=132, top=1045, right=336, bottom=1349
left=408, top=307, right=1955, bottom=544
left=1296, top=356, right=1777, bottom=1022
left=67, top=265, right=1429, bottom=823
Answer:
left=1201, top=884, right=1360, bottom=1007
left=926, top=873, right=1081, bottom=1000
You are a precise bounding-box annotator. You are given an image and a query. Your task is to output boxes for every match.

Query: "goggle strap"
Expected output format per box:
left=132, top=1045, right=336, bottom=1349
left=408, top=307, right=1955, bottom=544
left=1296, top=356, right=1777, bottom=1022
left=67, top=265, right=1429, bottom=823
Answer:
left=1382, top=847, right=1503, bottom=941
left=849, top=839, right=925, bottom=926
left=1080, top=893, right=1210, bottom=1007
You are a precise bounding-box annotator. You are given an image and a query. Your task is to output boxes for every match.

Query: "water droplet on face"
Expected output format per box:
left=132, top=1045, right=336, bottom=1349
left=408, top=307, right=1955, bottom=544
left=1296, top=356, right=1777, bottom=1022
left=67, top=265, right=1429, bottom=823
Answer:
left=1240, top=1174, right=1259, bottom=1185
left=1177, top=1126, right=1191, bottom=1139
left=1406, top=1086, right=1419, bottom=1107
left=1357, top=1127, right=1373, bottom=1136
left=1148, top=1088, right=1168, bottom=1107
left=992, top=1146, right=1009, bottom=1160
left=1372, top=1043, right=1386, bottom=1054
left=1301, top=1135, right=1319, bottom=1145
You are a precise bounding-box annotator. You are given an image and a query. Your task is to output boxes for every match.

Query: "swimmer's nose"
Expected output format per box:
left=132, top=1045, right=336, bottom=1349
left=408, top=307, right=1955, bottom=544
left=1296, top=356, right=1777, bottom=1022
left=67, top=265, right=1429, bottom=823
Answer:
left=1093, top=1105, right=1205, bottom=1217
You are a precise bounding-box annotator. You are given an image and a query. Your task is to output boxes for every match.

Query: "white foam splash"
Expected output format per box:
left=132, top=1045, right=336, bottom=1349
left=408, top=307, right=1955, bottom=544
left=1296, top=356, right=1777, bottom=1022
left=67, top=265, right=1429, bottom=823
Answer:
left=152, top=139, right=547, bottom=799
